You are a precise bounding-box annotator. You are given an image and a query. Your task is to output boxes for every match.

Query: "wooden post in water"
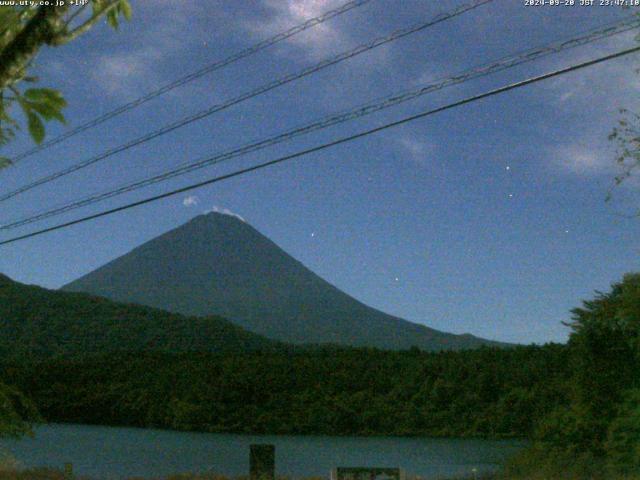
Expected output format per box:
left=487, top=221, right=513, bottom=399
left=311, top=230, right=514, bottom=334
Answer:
left=250, top=444, right=275, bottom=480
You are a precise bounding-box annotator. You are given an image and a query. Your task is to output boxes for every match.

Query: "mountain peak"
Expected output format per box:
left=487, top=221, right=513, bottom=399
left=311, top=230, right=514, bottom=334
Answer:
left=63, top=217, right=505, bottom=351
left=201, top=208, right=246, bottom=223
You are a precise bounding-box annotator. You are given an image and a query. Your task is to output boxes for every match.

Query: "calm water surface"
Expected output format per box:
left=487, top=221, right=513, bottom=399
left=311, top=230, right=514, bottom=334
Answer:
left=0, top=424, right=526, bottom=479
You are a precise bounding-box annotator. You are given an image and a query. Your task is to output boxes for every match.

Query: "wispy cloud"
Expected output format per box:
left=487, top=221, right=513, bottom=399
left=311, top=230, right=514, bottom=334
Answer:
left=91, top=49, right=159, bottom=96
left=543, top=30, right=640, bottom=108
left=90, top=1, right=208, bottom=98
left=183, top=195, right=199, bottom=207
left=549, top=140, right=640, bottom=198
left=91, top=49, right=159, bottom=99
left=536, top=30, right=640, bottom=189
left=398, top=136, right=432, bottom=166
left=243, top=0, right=350, bottom=59
left=552, top=144, right=612, bottom=177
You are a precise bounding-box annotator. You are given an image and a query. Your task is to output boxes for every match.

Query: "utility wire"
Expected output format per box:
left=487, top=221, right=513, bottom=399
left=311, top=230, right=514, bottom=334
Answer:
left=6, top=0, right=373, bottom=164
left=1, top=44, right=638, bottom=247
left=1, top=15, right=637, bottom=231
left=0, top=0, right=492, bottom=203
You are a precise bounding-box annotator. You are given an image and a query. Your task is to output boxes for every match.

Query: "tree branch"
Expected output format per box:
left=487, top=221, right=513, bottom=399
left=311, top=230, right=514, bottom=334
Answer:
left=0, top=7, right=37, bottom=48
left=0, top=5, right=69, bottom=90
left=52, top=0, right=121, bottom=45
left=61, top=3, right=89, bottom=31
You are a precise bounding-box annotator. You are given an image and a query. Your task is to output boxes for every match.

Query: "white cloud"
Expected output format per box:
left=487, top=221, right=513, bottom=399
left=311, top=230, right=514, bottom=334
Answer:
left=413, top=69, right=439, bottom=87
left=538, top=30, right=640, bottom=189
left=549, top=141, right=640, bottom=190
left=544, top=30, right=640, bottom=109
left=244, top=0, right=349, bottom=59
left=398, top=136, right=432, bottom=166
left=548, top=141, right=640, bottom=214
left=553, top=144, right=611, bottom=177
left=203, top=205, right=246, bottom=222
left=91, top=49, right=157, bottom=96
left=90, top=1, right=207, bottom=98
left=183, top=195, right=199, bottom=207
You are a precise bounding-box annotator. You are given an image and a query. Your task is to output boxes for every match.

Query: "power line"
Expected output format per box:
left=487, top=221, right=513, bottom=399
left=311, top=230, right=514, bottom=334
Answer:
left=6, top=0, right=373, bottom=164
left=0, top=0, right=492, bottom=203
left=1, top=15, right=637, bottom=231
left=1, top=44, right=638, bottom=247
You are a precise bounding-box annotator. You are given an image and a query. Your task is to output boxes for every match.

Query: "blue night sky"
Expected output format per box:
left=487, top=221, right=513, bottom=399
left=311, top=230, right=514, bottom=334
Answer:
left=1, top=0, right=639, bottom=344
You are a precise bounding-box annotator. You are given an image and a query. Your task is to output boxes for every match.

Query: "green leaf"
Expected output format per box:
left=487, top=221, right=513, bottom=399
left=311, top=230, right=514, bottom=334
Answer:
left=24, top=88, right=66, bottom=109
left=23, top=88, right=67, bottom=124
left=91, top=0, right=107, bottom=16
left=120, top=0, right=132, bottom=21
left=26, top=111, right=45, bottom=144
left=28, top=101, right=65, bottom=124
left=23, top=88, right=49, bottom=102
left=0, top=8, right=18, bottom=26
left=0, top=157, right=12, bottom=170
left=106, top=9, right=119, bottom=29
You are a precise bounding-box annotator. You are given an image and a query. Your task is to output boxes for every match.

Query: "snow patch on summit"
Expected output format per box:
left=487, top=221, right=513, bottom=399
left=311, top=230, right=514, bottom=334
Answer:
left=203, top=205, right=246, bottom=223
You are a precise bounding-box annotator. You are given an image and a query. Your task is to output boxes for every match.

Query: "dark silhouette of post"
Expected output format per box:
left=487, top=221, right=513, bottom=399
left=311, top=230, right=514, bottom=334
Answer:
left=250, top=444, right=275, bottom=480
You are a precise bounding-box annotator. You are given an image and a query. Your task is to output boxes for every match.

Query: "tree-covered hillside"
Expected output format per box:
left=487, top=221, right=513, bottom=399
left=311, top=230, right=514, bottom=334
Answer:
left=506, top=273, right=640, bottom=479
left=1, top=344, right=568, bottom=438
left=0, top=273, right=278, bottom=361
left=2, top=268, right=638, bottom=478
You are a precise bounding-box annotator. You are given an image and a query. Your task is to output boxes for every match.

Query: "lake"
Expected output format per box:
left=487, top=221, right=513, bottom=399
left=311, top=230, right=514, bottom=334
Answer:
left=0, top=424, right=527, bottom=479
